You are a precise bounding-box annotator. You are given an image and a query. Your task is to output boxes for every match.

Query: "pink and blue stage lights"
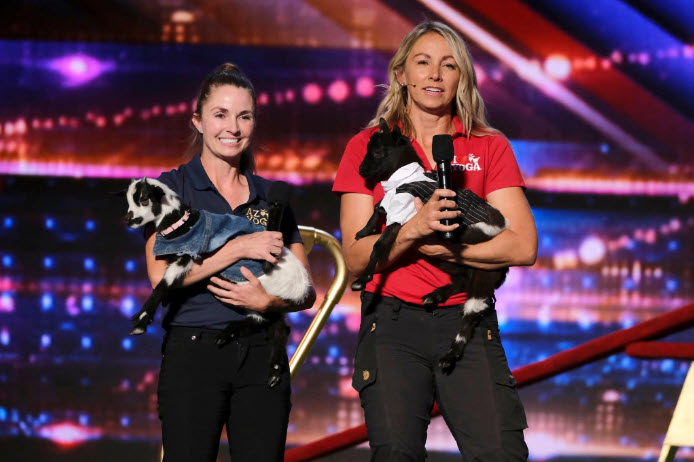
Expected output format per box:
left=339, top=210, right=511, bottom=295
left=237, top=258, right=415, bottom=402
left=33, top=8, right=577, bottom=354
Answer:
left=47, top=54, right=114, bottom=87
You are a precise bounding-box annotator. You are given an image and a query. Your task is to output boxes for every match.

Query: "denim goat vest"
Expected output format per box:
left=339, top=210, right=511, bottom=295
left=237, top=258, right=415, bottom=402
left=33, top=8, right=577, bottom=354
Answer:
left=152, top=209, right=266, bottom=282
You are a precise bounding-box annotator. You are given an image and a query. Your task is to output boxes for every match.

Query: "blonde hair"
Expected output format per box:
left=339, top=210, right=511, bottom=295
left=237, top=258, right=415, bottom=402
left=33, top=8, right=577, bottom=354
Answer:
left=368, top=21, right=496, bottom=138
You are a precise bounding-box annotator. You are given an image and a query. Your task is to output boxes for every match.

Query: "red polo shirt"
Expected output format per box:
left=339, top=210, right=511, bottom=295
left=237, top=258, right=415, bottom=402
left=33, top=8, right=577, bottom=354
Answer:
left=332, top=117, right=525, bottom=306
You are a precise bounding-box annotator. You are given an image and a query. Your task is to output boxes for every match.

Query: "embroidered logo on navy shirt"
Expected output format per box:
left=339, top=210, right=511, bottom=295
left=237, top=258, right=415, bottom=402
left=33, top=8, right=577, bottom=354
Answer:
left=245, top=208, right=269, bottom=226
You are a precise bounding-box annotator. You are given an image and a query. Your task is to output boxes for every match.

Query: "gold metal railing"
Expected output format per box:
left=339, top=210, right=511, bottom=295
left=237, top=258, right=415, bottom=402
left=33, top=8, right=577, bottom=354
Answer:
left=290, top=226, right=348, bottom=379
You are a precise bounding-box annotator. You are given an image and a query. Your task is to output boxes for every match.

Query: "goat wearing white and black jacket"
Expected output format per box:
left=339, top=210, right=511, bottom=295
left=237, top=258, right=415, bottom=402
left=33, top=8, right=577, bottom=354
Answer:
left=122, top=178, right=312, bottom=387
left=352, top=119, right=509, bottom=373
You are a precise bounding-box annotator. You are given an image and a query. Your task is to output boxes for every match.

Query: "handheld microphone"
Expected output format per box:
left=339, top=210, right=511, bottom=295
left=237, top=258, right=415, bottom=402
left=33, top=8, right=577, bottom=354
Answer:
left=432, top=134, right=456, bottom=240
left=263, top=181, right=291, bottom=272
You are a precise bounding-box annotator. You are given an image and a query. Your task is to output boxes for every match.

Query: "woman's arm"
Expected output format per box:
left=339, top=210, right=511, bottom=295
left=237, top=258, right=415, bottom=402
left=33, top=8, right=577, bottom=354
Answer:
left=207, top=242, right=316, bottom=313
left=144, top=229, right=285, bottom=288
left=340, top=189, right=460, bottom=276
left=417, top=186, right=538, bottom=269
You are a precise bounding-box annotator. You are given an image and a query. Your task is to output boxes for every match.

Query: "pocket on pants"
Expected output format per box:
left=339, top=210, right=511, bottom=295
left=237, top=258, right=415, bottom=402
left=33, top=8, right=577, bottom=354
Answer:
left=352, top=307, right=378, bottom=393
left=483, top=328, right=528, bottom=431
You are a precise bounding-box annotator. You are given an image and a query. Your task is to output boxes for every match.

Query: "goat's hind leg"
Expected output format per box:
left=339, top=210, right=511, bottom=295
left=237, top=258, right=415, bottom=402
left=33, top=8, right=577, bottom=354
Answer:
left=438, top=269, right=497, bottom=373
left=422, top=268, right=471, bottom=306
left=439, top=311, right=482, bottom=374
left=131, top=255, right=193, bottom=335
left=351, top=223, right=401, bottom=290
left=267, top=318, right=291, bottom=388
left=355, top=204, right=386, bottom=240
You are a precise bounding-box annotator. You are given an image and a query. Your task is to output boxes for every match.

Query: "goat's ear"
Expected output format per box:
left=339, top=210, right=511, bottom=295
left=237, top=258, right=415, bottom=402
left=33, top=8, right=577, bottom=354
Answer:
left=378, top=118, right=389, bottom=133
left=392, top=124, right=402, bottom=137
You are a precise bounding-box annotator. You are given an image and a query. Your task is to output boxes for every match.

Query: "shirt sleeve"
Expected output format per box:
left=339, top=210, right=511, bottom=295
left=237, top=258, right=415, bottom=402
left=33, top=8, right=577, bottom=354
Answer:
left=332, top=130, right=374, bottom=196
left=157, top=169, right=182, bottom=196
left=484, top=134, right=526, bottom=196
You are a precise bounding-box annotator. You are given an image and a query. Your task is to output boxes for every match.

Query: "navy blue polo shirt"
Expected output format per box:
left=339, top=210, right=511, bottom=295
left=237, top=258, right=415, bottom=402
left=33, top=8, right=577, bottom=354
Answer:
left=155, top=153, right=303, bottom=329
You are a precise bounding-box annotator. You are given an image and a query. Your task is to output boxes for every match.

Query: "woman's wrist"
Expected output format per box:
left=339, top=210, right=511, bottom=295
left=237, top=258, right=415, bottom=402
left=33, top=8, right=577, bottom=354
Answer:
left=399, top=220, right=422, bottom=243
left=256, top=293, right=275, bottom=312
left=222, top=238, right=243, bottom=265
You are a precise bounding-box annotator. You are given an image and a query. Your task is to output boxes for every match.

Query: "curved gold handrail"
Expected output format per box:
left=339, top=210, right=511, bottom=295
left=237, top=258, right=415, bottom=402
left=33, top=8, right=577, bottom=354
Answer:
left=290, top=226, right=348, bottom=379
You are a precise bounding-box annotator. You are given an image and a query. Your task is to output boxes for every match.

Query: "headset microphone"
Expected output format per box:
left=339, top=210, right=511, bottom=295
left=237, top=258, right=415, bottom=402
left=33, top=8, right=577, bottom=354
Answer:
left=432, top=134, right=456, bottom=240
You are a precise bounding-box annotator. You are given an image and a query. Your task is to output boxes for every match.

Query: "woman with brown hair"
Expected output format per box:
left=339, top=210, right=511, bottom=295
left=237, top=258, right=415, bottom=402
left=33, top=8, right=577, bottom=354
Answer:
left=146, top=63, right=315, bottom=461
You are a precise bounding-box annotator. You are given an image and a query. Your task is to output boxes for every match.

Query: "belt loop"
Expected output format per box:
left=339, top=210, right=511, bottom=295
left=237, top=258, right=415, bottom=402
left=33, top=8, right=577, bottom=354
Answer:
left=391, top=301, right=401, bottom=320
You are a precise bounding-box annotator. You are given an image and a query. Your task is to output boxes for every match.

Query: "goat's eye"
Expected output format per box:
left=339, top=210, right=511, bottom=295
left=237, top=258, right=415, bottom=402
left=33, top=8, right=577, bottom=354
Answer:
left=140, top=199, right=150, bottom=206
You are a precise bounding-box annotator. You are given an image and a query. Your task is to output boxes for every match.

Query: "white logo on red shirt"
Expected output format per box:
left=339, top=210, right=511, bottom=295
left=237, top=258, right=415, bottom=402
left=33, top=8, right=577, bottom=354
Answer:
left=452, top=153, right=482, bottom=171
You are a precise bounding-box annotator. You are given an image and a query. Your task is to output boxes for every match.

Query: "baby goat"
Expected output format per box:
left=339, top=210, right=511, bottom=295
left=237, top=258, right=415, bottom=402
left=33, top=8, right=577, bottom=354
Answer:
left=123, top=177, right=312, bottom=387
left=352, top=119, right=509, bottom=373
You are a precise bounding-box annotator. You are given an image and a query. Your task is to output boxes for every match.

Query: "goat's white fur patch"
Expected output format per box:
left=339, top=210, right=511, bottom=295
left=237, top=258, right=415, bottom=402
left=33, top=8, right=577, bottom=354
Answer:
left=455, top=333, right=468, bottom=344
left=470, top=219, right=508, bottom=238
left=463, top=298, right=488, bottom=315
left=247, top=312, right=266, bottom=322
left=237, top=247, right=311, bottom=305
left=163, top=258, right=194, bottom=286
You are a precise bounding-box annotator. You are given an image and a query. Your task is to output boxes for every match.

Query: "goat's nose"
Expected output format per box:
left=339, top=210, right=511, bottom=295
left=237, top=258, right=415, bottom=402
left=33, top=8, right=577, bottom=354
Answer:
left=125, top=211, right=133, bottom=221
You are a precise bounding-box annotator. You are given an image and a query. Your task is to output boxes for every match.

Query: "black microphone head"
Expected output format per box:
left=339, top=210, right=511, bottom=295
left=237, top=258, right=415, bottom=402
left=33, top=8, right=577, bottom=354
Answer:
left=432, top=134, right=454, bottom=163
left=267, top=181, right=291, bottom=207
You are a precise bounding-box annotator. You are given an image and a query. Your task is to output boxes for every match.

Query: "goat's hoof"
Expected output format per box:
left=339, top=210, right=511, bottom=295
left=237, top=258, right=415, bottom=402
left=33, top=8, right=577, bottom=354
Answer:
left=268, top=374, right=281, bottom=388
left=130, top=326, right=146, bottom=335
left=355, top=230, right=371, bottom=240
left=351, top=280, right=365, bottom=291
left=215, top=336, right=229, bottom=346
left=422, top=295, right=437, bottom=306
left=438, top=355, right=456, bottom=374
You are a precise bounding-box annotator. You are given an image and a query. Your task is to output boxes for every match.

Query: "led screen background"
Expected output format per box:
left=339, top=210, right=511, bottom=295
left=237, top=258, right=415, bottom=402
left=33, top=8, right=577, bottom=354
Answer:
left=1, top=1, right=693, bottom=461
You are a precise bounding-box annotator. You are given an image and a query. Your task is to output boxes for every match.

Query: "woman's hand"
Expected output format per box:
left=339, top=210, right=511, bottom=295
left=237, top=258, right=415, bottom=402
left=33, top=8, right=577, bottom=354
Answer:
left=207, top=267, right=272, bottom=312
left=233, top=231, right=284, bottom=264
left=402, top=189, right=460, bottom=241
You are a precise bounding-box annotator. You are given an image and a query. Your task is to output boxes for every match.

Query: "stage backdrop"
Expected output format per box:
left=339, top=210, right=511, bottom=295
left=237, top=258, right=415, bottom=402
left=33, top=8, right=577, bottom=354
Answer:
left=1, top=1, right=693, bottom=461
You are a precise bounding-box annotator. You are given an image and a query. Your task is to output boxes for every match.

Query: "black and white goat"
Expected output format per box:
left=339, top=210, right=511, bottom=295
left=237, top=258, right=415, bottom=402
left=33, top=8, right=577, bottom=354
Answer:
left=352, top=119, right=509, bottom=373
left=122, top=177, right=312, bottom=387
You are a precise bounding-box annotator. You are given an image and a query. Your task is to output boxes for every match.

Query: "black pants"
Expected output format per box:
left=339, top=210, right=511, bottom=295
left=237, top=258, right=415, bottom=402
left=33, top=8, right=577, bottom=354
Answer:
left=157, top=326, right=291, bottom=462
left=354, top=293, right=528, bottom=462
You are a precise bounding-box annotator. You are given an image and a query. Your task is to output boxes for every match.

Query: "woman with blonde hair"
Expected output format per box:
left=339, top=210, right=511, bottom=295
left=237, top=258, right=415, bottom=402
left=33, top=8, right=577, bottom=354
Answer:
left=334, top=21, right=536, bottom=461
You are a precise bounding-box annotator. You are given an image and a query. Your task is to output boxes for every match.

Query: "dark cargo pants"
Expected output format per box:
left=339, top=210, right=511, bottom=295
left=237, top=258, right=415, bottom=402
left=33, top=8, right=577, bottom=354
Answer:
left=353, top=292, right=528, bottom=461
left=157, top=326, right=291, bottom=462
